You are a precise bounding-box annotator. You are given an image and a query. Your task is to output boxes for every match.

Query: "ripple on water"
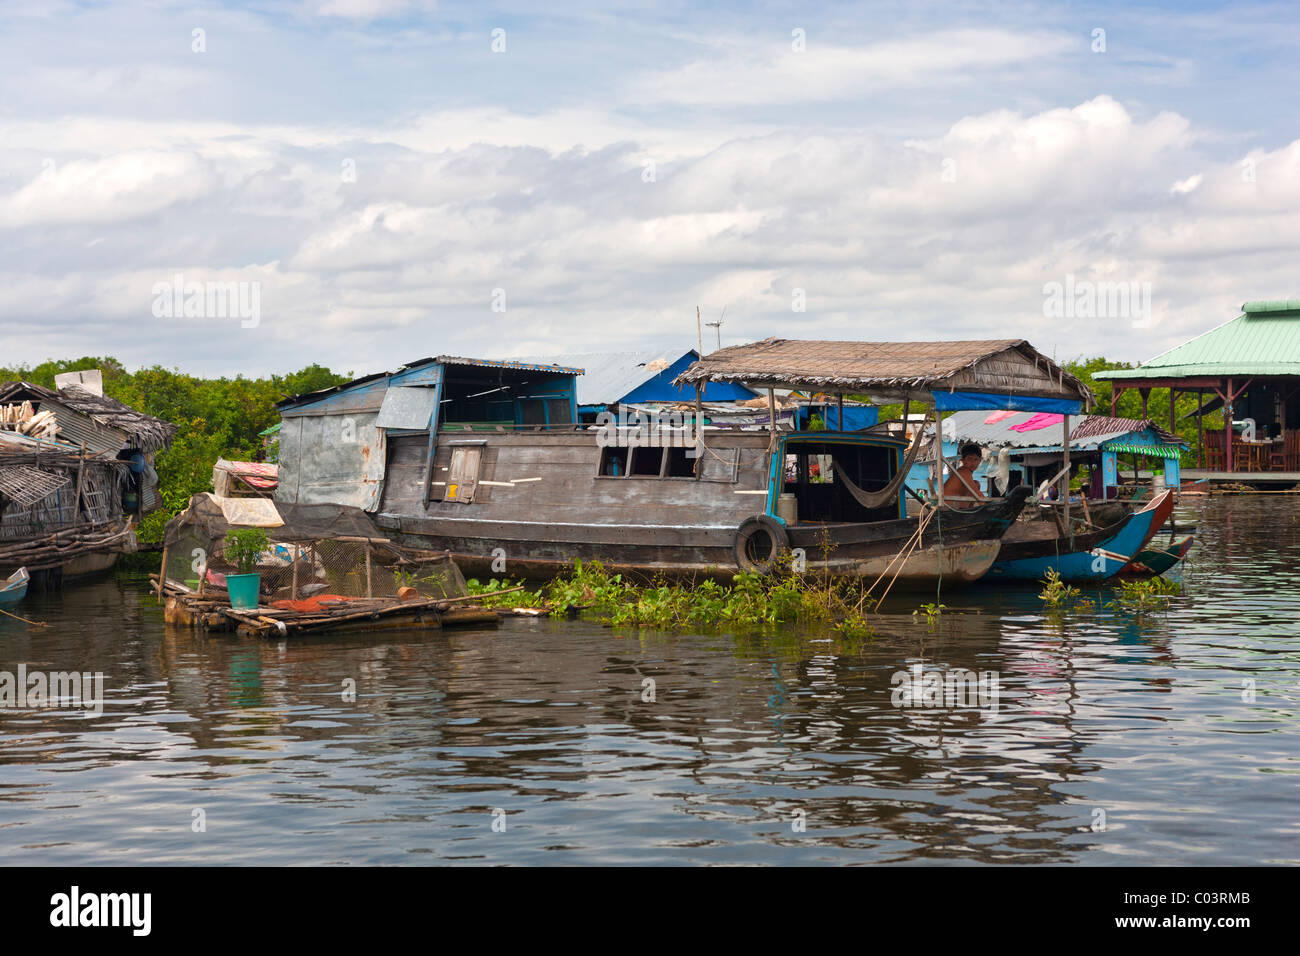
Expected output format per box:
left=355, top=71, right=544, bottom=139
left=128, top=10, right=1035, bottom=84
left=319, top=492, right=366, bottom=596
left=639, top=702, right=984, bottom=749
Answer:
left=0, top=496, right=1297, bottom=864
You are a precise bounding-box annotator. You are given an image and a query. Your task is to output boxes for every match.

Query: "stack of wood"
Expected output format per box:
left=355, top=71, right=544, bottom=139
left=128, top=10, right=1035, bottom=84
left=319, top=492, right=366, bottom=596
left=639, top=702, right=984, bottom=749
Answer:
left=0, top=520, right=134, bottom=570
left=0, top=402, right=58, bottom=439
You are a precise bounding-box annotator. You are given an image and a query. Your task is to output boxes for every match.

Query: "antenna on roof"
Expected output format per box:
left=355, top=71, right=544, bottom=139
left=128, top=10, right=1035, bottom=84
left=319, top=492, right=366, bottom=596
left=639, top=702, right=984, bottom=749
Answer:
left=705, top=306, right=726, bottom=350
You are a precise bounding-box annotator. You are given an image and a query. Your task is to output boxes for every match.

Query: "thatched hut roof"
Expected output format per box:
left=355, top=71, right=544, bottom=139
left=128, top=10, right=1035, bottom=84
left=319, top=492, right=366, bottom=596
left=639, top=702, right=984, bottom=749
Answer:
left=674, top=337, right=1093, bottom=407
left=0, top=381, right=178, bottom=453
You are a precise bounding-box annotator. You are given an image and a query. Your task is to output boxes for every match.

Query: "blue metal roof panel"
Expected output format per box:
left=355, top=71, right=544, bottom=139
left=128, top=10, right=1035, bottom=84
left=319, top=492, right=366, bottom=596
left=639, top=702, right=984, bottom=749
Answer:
left=518, top=350, right=688, bottom=406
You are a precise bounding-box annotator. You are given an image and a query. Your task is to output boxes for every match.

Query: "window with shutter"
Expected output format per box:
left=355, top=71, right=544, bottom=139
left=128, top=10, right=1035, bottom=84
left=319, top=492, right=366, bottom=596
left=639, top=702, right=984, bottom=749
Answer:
left=445, top=446, right=483, bottom=503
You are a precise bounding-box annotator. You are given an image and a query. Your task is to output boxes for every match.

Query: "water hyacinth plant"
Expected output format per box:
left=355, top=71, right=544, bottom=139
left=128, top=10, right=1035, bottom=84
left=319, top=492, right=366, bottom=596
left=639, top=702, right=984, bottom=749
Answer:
left=468, top=559, right=884, bottom=636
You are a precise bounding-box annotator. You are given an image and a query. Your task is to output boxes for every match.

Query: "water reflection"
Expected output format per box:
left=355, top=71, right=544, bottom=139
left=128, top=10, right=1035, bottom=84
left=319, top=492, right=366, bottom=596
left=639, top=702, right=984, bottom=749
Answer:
left=0, top=496, right=1296, bottom=864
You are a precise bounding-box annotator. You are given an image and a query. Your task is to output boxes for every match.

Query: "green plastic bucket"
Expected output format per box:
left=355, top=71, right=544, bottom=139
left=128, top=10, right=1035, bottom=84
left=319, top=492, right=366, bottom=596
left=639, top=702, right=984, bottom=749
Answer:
left=226, top=573, right=261, bottom=610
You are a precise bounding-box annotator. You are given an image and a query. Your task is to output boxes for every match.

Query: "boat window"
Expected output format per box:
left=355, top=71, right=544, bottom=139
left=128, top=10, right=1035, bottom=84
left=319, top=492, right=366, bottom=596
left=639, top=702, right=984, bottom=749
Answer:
left=698, top=446, right=740, bottom=482
left=664, top=446, right=696, bottom=477
left=445, top=446, right=483, bottom=503
left=781, top=441, right=897, bottom=523
left=519, top=400, right=546, bottom=426
left=546, top=399, right=572, bottom=425
left=629, top=446, right=664, bottom=476
left=598, top=446, right=628, bottom=476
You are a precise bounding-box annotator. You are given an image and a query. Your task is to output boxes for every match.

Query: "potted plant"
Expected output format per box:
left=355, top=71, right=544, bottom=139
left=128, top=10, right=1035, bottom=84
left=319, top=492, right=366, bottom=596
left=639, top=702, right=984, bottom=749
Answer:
left=224, top=527, right=270, bottom=610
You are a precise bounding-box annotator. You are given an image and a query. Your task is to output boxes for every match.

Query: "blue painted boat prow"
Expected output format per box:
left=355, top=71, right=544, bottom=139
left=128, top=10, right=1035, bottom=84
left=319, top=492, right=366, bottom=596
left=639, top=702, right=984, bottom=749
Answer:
left=988, top=491, right=1173, bottom=582
left=0, top=567, right=30, bottom=605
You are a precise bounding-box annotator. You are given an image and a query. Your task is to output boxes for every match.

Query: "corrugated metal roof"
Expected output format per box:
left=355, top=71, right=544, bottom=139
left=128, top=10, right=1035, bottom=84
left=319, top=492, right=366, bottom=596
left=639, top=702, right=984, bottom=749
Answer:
left=519, top=350, right=687, bottom=406
left=435, top=356, right=584, bottom=375
left=46, top=405, right=129, bottom=455
left=0, top=381, right=176, bottom=451
left=942, top=410, right=1187, bottom=451
left=278, top=357, right=582, bottom=410
left=1097, top=301, right=1300, bottom=380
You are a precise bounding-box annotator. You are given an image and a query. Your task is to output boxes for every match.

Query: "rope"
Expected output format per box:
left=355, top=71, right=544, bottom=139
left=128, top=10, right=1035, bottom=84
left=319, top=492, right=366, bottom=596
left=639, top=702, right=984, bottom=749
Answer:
left=0, top=607, right=47, bottom=627
left=875, top=505, right=940, bottom=610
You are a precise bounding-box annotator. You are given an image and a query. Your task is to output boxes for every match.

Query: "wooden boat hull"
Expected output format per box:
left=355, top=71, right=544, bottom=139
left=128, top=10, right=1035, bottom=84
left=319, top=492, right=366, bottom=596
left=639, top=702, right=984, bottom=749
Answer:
left=376, top=479, right=1029, bottom=587
left=987, top=490, right=1173, bottom=582
left=1119, top=533, right=1194, bottom=577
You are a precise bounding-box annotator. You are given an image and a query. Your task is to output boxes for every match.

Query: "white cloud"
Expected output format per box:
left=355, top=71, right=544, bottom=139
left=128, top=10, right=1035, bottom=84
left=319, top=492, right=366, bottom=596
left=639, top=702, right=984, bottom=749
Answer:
left=0, top=93, right=1296, bottom=374
left=0, top=151, right=217, bottom=228
left=632, top=29, right=1078, bottom=105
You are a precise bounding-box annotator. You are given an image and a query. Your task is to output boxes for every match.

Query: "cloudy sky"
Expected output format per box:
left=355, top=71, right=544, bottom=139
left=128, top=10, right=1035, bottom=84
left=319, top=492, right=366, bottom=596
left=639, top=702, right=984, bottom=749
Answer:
left=2, top=0, right=1297, bottom=378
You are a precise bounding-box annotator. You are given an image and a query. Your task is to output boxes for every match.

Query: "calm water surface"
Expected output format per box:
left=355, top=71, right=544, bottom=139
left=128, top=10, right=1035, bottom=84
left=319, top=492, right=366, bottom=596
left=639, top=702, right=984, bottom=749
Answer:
left=1, top=497, right=1297, bottom=865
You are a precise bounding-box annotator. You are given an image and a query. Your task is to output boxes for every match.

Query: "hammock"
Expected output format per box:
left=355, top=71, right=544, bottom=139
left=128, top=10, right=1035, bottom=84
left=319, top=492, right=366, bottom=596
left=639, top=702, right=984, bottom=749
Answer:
left=832, top=411, right=931, bottom=509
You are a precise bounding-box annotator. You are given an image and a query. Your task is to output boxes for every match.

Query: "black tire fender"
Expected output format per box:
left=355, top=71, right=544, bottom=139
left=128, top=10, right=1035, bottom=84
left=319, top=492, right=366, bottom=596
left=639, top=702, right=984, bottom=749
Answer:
left=732, top=514, right=791, bottom=574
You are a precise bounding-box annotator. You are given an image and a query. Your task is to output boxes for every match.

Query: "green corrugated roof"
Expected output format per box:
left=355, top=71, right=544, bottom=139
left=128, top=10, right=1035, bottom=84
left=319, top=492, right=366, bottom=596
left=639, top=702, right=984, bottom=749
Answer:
left=1095, top=300, right=1300, bottom=380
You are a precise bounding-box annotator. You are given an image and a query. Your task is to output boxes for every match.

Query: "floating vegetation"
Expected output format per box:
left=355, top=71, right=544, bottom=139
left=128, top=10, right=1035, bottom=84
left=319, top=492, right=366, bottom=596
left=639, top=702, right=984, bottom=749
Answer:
left=1038, top=568, right=1080, bottom=609
left=468, top=559, right=887, bottom=636
left=913, top=602, right=947, bottom=625
left=1037, top=567, right=1180, bottom=618
left=1109, top=576, right=1182, bottom=613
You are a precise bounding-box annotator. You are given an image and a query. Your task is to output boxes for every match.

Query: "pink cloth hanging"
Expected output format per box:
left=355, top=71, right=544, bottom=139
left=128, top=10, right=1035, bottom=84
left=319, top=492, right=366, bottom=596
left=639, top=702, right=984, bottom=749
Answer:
left=1008, top=413, right=1064, bottom=433
left=983, top=410, right=1018, bottom=424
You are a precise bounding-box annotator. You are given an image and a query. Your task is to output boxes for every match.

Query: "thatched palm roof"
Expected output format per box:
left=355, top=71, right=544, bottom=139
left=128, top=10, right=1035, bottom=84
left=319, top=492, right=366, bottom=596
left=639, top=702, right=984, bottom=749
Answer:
left=674, top=337, right=1093, bottom=406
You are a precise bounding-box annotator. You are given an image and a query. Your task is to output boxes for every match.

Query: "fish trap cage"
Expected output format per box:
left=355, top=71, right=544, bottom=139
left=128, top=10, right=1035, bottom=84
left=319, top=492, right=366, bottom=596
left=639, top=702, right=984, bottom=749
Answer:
left=162, top=495, right=467, bottom=603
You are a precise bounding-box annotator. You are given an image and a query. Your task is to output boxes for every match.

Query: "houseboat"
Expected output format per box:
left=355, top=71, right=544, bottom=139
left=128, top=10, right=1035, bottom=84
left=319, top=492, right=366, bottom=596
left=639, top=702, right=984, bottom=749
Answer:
left=272, top=340, right=1092, bottom=586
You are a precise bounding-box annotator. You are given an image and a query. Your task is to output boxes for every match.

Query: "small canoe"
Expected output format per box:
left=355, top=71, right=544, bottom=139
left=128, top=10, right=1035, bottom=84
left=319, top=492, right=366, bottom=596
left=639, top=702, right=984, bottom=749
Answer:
left=988, top=490, right=1174, bottom=582
left=0, top=567, right=30, bottom=605
left=1119, top=534, right=1194, bottom=577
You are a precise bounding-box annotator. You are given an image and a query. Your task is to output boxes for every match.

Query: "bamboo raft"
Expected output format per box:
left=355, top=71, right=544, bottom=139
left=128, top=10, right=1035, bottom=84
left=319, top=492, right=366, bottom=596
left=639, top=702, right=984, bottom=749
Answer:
left=151, top=574, right=510, bottom=638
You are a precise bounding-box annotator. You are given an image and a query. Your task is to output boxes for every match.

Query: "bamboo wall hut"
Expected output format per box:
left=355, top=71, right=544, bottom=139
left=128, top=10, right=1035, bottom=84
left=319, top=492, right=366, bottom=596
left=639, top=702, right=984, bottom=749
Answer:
left=0, top=380, right=177, bottom=585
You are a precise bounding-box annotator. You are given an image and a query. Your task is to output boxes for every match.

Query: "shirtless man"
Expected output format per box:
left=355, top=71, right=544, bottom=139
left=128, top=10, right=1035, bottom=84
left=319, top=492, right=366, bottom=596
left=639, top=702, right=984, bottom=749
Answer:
left=943, top=443, right=986, bottom=508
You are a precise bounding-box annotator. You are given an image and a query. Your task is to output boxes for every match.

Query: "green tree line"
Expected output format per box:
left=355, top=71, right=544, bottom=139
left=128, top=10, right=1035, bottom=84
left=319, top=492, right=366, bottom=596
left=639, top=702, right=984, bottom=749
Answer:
left=0, top=356, right=350, bottom=542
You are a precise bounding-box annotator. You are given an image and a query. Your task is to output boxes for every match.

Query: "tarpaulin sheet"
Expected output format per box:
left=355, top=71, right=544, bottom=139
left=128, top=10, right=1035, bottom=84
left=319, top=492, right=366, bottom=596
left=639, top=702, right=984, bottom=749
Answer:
left=1009, top=413, right=1065, bottom=433
left=165, top=493, right=386, bottom=547
left=932, top=390, right=1084, bottom=415
left=216, top=495, right=284, bottom=527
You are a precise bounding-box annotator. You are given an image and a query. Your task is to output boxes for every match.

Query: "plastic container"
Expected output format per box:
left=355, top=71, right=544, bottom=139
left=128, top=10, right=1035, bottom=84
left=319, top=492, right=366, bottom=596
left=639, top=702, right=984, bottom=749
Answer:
left=226, top=572, right=261, bottom=610
left=777, top=493, right=798, bottom=525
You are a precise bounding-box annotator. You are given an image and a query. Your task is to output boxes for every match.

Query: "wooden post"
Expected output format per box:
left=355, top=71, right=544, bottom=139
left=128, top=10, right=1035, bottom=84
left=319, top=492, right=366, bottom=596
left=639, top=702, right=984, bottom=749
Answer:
left=693, top=382, right=704, bottom=478
left=291, top=548, right=299, bottom=601
left=837, top=393, right=844, bottom=431
left=1169, top=388, right=1176, bottom=436
left=1197, top=388, right=1204, bottom=469
left=157, top=544, right=169, bottom=603
left=365, top=547, right=372, bottom=599
left=1225, top=377, right=1234, bottom=472
left=1140, top=388, right=1150, bottom=419
left=934, top=411, right=944, bottom=507
left=1062, top=414, right=1072, bottom=547
left=421, top=376, right=445, bottom=508
left=73, top=443, right=87, bottom=519
left=767, top=388, right=777, bottom=451
left=1110, top=385, right=1119, bottom=417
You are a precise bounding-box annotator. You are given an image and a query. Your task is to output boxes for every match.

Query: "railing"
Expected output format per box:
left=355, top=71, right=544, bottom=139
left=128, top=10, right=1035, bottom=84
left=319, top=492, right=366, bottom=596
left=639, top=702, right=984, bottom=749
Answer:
left=1202, top=427, right=1300, bottom=472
